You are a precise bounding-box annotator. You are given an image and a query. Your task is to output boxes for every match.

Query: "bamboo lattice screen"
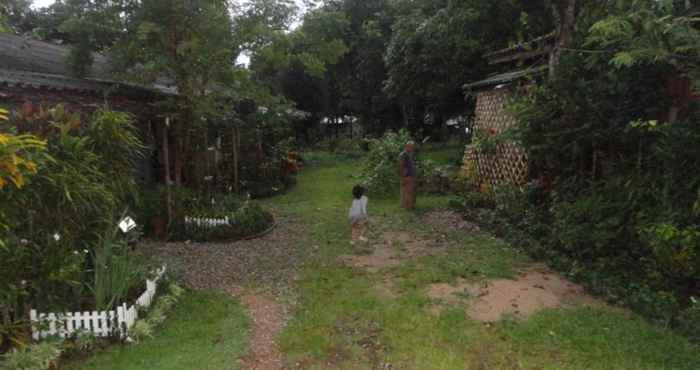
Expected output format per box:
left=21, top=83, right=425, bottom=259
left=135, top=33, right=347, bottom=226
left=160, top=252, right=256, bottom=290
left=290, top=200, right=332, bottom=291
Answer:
left=462, top=88, right=529, bottom=190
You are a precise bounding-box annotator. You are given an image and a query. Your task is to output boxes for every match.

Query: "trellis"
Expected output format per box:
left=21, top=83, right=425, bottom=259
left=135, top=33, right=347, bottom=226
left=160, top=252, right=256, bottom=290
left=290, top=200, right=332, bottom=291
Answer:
left=463, top=88, right=529, bottom=190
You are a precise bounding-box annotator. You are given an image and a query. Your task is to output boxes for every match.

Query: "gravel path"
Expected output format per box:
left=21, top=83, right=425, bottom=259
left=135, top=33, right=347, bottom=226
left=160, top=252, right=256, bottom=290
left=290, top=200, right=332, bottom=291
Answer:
left=141, top=213, right=306, bottom=370
left=142, top=214, right=305, bottom=295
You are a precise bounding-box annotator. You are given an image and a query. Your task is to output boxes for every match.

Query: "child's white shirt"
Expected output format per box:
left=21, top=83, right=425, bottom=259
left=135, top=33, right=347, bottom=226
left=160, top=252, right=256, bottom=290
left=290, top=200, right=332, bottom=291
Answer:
left=348, top=195, right=368, bottom=222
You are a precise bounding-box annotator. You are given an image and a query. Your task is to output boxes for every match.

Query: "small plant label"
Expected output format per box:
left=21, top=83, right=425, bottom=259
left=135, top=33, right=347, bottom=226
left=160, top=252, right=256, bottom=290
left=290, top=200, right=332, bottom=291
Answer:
left=119, top=217, right=137, bottom=233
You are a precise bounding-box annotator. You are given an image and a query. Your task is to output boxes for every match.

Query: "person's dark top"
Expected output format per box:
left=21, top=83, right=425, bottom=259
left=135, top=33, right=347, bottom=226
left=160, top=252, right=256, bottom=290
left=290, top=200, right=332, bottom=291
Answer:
left=399, top=150, right=416, bottom=178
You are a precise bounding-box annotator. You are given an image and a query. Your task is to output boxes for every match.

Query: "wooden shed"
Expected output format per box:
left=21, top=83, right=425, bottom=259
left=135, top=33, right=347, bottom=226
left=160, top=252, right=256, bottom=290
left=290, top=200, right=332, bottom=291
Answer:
left=460, top=34, right=553, bottom=191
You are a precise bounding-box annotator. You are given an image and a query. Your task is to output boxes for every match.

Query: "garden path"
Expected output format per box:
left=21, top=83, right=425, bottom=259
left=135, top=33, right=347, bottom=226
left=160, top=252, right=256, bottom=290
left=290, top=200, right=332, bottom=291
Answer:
left=143, top=214, right=306, bottom=370
left=143, top=156, right=699, bottom=370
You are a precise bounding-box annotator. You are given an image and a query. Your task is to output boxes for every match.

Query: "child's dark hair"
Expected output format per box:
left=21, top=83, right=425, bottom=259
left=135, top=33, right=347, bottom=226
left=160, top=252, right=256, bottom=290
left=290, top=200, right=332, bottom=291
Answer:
left=352, top=185, right=365, bottom=199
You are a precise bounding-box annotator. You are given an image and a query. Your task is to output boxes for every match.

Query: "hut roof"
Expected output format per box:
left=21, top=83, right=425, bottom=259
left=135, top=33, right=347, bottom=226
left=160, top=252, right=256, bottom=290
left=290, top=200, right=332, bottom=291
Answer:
left=463, top=66, right=547, bottom=91
left=0, top=33, right=175, bottom=96
left=0, top=33, right=111, bottom=78
left=0, top=69, right=177, bottom=96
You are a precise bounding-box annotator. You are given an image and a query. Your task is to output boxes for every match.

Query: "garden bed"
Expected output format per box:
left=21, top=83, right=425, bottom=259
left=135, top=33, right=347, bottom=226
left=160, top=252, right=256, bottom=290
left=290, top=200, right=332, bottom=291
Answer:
left=171, top=206, right=275, bottom=242
left=30, top=266, right=167, bottom=340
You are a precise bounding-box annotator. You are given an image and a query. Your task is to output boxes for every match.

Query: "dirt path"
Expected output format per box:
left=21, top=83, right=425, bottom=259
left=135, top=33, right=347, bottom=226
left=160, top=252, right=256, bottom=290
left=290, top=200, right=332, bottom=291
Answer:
left=236, top=293, right=286, bottom=370
left=339, top=210, right=598, bottom=322
left=143, top=214, right=304, bottom=370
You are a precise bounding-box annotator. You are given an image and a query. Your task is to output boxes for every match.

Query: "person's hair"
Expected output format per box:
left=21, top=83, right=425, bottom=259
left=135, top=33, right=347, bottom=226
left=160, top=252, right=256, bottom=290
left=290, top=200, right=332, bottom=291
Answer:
left=352, top=185, right=365, bottom=199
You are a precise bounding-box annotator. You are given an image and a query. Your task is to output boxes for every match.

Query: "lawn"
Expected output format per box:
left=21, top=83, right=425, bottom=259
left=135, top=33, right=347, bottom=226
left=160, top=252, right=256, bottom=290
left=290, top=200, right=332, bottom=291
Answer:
left=273, top=152, right=700, bottom=370
left=62, top=290, right=248, bottom=370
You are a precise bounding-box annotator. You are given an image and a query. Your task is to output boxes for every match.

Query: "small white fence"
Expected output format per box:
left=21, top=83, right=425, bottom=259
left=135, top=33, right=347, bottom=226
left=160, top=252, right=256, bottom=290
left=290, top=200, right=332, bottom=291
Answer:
left=184, top=216, right=231, bottom=228
left=30, top=266, right=166, bottom=341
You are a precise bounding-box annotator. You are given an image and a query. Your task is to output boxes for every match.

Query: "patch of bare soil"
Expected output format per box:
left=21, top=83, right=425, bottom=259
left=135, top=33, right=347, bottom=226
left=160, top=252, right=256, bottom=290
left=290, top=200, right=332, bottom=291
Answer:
left=422, top=210, right=480, bottom=233
left=338, top=232, right=444, bottom=273
left=427, top=265, right=599, bottom=321
left=372, top=277, right=398, bottom=299
left=236, top=293, right=286, bottom=370
left=338, top=243, right=401, bottom=273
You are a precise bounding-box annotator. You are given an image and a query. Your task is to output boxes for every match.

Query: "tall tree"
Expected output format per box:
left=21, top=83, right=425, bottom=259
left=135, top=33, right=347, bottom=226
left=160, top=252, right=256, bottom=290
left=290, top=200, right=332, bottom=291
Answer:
left=549, top=0, right=578, bottom=78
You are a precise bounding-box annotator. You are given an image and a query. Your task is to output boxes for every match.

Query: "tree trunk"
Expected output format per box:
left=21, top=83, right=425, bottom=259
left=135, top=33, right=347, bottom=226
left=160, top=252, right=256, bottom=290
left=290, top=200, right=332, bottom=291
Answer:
left=162, top=119, right=173, bottom=228
left=549, top=0, right=577, bottom=79
left=232, top=126, right=240, bottom=193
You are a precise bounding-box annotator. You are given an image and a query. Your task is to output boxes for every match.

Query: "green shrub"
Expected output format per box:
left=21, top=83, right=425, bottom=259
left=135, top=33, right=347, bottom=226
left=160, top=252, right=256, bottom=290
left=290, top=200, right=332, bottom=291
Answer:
left=89, top=221, right=145, bottom=311
left=417, top=159, right=454, bottom=194
left=639, top=223, right=700, bottom=284
left=462, top=191, right=494, bottom=209
left=677, top=297, right=700, bottom=343
left=625, top=285, right=680, bottom=327
left=493, top=184, right=529, bottom=221
left=169, top=194, right=274, bottom=242
left=360, top=129, right=412, bottom=195
left=0, top=341, right=62, bottom=370
left=550, top=186, right=633, bottom=262
left=1, top=104, right=145, bottom=346
left=130, top=283, right=184, bottom=343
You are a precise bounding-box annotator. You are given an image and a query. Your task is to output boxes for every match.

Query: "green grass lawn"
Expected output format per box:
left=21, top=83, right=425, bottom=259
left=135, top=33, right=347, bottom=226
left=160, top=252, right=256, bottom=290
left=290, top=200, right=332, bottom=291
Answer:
left=274, top=152, right=700, bottom=370
left=62, top=290, right=248, bottom=370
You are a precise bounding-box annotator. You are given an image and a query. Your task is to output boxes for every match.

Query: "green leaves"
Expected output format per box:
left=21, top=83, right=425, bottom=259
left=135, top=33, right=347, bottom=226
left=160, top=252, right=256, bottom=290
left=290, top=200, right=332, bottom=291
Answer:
left=585, top=2, right=700, bottom=92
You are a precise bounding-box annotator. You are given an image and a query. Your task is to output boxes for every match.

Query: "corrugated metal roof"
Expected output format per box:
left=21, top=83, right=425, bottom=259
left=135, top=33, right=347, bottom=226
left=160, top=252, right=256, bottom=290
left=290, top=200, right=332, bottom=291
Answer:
left=463, top=66, right=548, bottom=91
left=0, top=33, right=111, bottom=79
left=0, top=33, right=177, bottom=96
left=0, top=69, right=177, bottom=96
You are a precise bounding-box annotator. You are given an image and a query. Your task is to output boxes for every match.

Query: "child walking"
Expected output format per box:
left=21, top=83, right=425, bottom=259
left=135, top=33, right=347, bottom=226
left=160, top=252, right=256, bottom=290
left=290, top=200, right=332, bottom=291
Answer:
left=348, top=185, right=369, bottom=243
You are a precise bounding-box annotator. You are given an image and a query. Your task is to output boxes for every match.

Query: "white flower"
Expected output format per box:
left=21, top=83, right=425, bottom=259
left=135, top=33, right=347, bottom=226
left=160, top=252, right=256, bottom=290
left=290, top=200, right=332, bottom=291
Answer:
left=53, top=233, right=61, bottom=241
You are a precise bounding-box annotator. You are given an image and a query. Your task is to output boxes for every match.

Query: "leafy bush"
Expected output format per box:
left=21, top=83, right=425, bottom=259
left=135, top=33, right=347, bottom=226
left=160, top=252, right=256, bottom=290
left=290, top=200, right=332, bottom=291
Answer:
left=501, top=32, right=700, bottom=339
left=0, top=341, right=62, bottom=370
left=130, top=283, right=184, bottom=343
left=460, top=190, right=494, bottom=209
left=168, top=190, right=274, bottom=242
left=639, top=223, right=700, bottom=282
left=677, top=297, right=700, bottom=343
left=360, top=129, right=412, bottom=195
left=0, top=104, right=145, bottom=347
left=417, top=159, right=454, bottom=194
left=492, top=184, right=529, bottom=222
left=89, top=222, right=145, bottom=311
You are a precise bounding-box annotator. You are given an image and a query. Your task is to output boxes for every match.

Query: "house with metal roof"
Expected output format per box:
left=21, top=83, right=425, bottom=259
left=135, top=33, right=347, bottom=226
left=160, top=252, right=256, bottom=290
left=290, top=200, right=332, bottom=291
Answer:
left=0, top=33, right=179, bottom=185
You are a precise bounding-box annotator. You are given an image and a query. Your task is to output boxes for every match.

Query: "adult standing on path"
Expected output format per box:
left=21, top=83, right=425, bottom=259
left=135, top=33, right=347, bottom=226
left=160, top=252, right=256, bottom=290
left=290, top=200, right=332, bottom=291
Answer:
left=399, top=141, right=417, bottom=210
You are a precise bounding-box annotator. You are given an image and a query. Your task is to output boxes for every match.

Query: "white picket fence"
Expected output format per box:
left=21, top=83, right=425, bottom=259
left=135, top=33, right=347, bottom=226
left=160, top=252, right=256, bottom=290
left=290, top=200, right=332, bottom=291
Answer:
left=184, top=215, right=231, bottom=228
left=30, top=266, right=166, bottom=341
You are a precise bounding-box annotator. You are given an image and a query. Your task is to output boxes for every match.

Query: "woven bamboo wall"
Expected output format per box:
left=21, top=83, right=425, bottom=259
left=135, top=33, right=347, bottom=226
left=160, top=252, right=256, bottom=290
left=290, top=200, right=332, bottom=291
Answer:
left=462, top=88, right=528, bottom=190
